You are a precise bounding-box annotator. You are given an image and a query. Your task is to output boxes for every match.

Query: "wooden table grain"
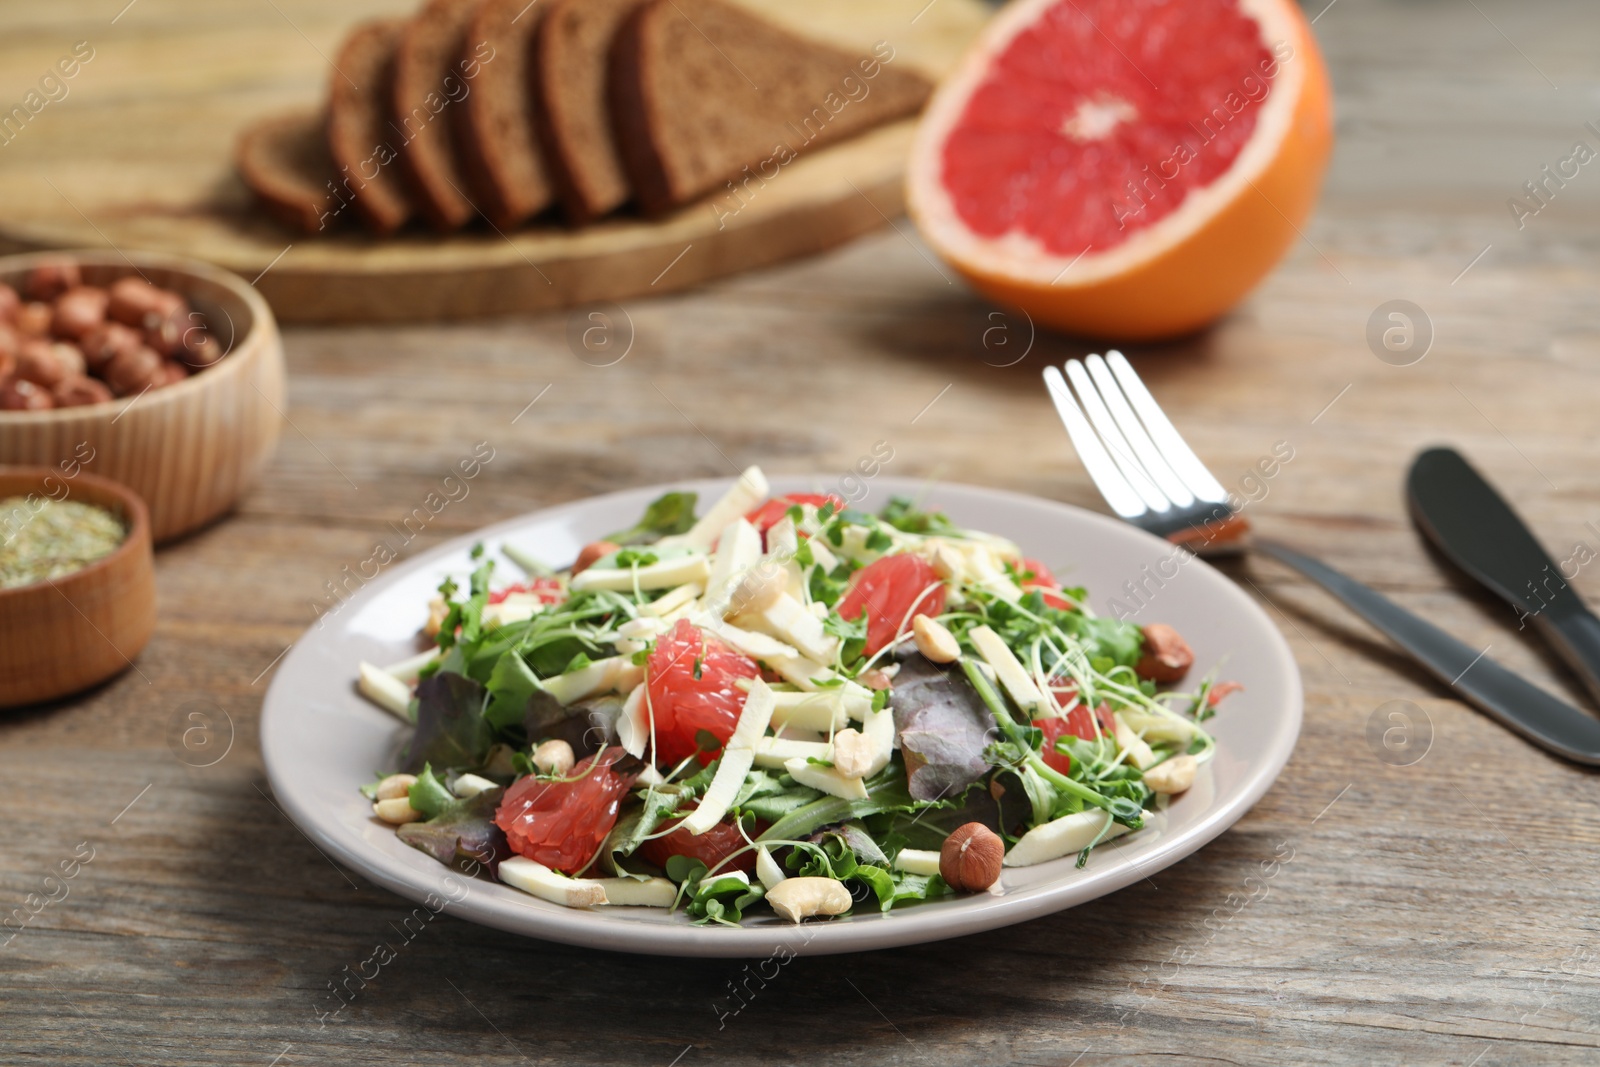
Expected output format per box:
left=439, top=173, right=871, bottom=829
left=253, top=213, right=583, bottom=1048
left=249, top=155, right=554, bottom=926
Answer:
left=6, top=1, right=1600, bottom=1064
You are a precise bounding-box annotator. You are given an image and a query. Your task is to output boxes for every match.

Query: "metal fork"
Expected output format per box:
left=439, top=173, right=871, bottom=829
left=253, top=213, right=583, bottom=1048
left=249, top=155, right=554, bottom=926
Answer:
left=1043, top=351, right=1600, bottom=765
left=1044, top=352, right=1251, bottom=555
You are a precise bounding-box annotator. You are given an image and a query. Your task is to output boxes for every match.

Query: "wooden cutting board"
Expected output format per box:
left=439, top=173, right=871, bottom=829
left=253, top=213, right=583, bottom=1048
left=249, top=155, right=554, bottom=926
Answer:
left=0, top=0, right=987, bottom=324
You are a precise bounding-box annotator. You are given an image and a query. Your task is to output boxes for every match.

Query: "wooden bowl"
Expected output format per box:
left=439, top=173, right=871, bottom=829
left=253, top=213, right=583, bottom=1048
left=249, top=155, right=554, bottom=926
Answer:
left=0, top=466, right=156, bottom=708
left=0, top=250, right=285, bottom=543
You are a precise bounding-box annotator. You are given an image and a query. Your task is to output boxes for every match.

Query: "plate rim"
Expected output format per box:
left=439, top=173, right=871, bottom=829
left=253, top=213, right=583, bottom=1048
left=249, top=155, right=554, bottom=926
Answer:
left=261, top=475, right=1303, bottom=958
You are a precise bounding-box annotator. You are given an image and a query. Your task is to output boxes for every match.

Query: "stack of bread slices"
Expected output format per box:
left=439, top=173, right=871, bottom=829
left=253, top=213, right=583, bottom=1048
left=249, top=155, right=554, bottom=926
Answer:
left=237, top=0, right=933, bottom=234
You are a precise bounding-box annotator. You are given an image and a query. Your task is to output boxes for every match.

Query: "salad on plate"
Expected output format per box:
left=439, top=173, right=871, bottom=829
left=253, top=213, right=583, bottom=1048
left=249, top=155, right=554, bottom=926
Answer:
left=353, top=468, right=1235, bottom=927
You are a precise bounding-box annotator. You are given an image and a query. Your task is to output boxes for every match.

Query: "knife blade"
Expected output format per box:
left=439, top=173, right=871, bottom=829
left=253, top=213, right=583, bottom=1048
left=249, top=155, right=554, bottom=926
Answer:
left=1254, top=538, right=1600, bottom=765
left=1407, top=446, right=1600, bottom=708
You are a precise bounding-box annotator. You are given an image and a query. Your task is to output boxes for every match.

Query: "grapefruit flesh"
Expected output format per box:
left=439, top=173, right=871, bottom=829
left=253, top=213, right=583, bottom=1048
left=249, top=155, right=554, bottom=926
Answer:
left=908, top=0, right=1332, bottom=340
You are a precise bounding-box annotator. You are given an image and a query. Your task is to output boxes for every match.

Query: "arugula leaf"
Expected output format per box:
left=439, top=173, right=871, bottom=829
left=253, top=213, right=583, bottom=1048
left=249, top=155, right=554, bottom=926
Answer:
left=403, top=672, right=493, bottom=774
left=790, top=833, right=860, bottom=878
left=729, top=768, right=821, bottom=823
left=524, top=635, right=598, bottom=679
left=484, top=651, right=541, bottom=732
left=788, top=830, right=947, bottom=912
left=606, top=787, right=685, bottom=862
left=607, top=757, right=730, bottom=868
left=862, top=786, right=999, bottom=853
left=820, top=822, right=889, bottom=867
left=854, top=865, right=954, bottom=912
left=606, top=491, right=698, bottom=546
left=758, top=763, right=959, bottom=844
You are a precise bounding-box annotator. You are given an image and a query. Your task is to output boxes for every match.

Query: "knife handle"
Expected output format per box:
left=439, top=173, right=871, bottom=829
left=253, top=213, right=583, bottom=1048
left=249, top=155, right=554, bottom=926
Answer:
left=1534, top=608, right=1600, bottom=708
left=1254, top=538, right=1600, bottom=765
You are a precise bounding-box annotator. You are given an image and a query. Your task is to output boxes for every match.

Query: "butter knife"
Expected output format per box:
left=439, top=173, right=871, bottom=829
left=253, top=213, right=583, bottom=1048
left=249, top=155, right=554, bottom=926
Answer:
left=1408, top=446, right=1600, bottom=712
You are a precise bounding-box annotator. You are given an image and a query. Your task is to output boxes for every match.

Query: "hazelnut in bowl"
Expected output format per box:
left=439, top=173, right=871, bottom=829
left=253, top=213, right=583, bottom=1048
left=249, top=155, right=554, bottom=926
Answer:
left=0, top=251, right=285, bottom=542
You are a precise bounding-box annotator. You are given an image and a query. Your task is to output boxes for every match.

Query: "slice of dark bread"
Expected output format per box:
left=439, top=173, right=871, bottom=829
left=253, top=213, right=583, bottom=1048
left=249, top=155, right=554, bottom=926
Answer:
left=611, top=0, right=934, bottom=217
left=456, top=0, right=554, bottom=229
left=392, top=0, right=483, bottom=231
left=236, top=109, right=340, bottom=233
left=534, top=0, right=648, bottom=223
left=327, top=19, right=415, bottom=234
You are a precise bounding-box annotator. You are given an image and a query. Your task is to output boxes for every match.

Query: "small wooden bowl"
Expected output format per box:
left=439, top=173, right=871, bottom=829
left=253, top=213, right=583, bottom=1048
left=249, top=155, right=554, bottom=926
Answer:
left=0, top=466, right=156, bottom=708
left=0, top=250, right=285, bottom=543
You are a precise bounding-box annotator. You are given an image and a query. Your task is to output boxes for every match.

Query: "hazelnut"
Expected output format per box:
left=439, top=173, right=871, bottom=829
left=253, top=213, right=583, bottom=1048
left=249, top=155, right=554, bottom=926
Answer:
left=158, top=360, right=189, bottom=388
left=179, top=326, right=222, bottom=368
left=0, top=377, right=55, bottom=411
left=53, top=375, right=114, bottom=408
left=572, top=540, right=620, bottom=576
left=15, top=339, right=70, bottom=388
left=144, top=306, right=192, bottom=357
left=0, top=322, right=18, bottom=360
left=15, top=301, right=53, bottom=337
left=52, top=342, right=85, bottom=378
left=0, top=282, right=18, bottom=323
left=940, top=822, right=1004, bottom=893
left=108, top=276, right=186, bottom=333
left=1135, top=623, right=1195, bottom=683
left=24, top=259, right=81, bottom=302
left=80, top=321, right=142, bottom=372
left=103, top=345, right=165, bottom=397
left=51, top=285, right=109, bottom=340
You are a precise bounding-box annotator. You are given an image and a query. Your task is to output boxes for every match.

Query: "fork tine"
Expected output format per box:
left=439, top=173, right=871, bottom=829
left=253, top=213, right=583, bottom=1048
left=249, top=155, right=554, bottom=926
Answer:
left=1084, top=353, right=1195, bottom=508
left=1105, top=350, right=1229, bottom=503
left=1064, top=359, right=1171, bottom=514
left=1042, top=365, right=1149, bottom=519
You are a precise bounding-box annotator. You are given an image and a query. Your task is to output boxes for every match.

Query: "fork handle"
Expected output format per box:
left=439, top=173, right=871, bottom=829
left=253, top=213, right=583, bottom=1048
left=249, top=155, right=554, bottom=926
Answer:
left=1254, top=537, right=1600, bottom=766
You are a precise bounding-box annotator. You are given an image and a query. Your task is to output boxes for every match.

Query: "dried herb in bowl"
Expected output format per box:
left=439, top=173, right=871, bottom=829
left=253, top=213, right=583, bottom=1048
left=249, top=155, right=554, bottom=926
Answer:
left=0, top=496, right=125, bottom=589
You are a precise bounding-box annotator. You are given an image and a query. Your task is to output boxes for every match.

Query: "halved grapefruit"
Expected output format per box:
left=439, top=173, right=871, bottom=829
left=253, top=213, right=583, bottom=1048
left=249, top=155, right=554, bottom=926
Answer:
left=907, top=0, right=1332, bottom=340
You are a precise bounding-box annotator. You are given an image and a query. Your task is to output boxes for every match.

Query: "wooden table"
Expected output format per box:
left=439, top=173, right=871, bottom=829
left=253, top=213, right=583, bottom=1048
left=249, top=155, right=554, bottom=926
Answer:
left=6, top=1, right=1600, bottom=1064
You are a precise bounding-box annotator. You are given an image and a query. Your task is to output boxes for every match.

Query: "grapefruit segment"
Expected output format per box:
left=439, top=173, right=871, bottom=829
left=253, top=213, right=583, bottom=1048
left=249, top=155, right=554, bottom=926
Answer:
left=908, top=0, right=1332, bottom=340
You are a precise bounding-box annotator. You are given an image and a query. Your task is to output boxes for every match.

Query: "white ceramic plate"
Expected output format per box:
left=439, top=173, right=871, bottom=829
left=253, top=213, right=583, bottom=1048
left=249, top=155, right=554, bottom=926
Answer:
left=261, top=476, right=1301, bottom=957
